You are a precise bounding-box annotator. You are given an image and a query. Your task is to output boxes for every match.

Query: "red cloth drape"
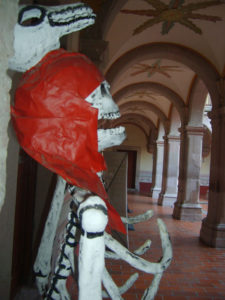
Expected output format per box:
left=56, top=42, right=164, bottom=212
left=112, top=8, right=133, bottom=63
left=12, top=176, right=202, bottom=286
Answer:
left=11, top=49, right=126, bottom=234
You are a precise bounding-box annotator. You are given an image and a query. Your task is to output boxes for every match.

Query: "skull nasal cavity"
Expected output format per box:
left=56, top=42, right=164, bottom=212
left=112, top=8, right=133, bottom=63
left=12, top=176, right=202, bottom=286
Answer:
left=100, top=83, right=107, bottom=97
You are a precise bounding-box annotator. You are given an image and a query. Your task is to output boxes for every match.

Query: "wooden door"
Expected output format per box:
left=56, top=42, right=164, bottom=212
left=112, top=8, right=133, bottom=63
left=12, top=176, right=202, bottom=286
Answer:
left=118, top=150, right=137, bottom=189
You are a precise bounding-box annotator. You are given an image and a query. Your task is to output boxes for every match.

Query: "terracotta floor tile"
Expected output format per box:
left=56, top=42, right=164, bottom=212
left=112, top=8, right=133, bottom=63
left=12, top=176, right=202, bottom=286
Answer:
left=104, top=193, right=225, bottom=299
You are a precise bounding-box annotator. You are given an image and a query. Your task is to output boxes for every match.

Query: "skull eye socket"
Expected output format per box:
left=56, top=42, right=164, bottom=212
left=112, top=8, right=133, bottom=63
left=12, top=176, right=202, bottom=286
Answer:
left=100, top=82, right=110, bottom=97
left=18, top=5, right=46, bottom=27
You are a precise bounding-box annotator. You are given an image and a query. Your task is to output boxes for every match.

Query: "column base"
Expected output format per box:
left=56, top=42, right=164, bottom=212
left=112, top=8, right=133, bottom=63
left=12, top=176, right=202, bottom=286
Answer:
left=173, top=202, right=202, bottom=221
left=152, top=188, right=161, bottom=199
left=200, top=218, right=225, bottom=248
left=158, top=193, right=177, bottom=207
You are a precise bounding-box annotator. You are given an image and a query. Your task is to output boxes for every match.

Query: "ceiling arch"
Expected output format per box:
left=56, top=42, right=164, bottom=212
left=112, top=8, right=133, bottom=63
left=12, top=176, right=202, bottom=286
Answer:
left=113, top=81, right=185, bottom=125
left=119, top=101, right=169, bottom=133
left=105, top=42, right=221, bottom=108
left=113, top=113, right=157, bottom=139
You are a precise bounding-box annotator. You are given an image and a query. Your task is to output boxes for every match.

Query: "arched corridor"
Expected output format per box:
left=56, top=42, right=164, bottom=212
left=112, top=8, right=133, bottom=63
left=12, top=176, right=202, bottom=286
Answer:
left=1, top=0, right=225, bottom=298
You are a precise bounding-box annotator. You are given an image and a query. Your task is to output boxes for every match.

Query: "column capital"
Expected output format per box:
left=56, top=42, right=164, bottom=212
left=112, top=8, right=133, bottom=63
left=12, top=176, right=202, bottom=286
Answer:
left=178, top=126, right=204, bottom=136
left=156, top=140, right=164, bottom=146
left=167, top=135, right=180, bottom=141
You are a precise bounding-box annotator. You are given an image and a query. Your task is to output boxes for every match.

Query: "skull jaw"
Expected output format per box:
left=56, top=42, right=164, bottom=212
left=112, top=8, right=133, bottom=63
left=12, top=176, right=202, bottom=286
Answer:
left=98, top=127, right=126, bottom=152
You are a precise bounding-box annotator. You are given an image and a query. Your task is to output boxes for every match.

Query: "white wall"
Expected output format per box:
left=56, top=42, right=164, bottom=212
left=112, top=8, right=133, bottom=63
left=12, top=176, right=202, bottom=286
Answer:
left=0, top=1, right=19, bottom=299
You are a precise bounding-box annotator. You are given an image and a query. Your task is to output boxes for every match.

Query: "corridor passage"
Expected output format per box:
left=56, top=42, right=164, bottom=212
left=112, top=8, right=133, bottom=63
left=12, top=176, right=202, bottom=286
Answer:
left=106, top=193, right=225, bottom=300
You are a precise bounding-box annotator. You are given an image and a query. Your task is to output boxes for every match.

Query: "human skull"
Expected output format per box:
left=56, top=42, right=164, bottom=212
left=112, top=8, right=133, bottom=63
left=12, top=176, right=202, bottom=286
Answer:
left=85, top=81, right=126, bottom=152
left=9, top=3, right=95, bottom=72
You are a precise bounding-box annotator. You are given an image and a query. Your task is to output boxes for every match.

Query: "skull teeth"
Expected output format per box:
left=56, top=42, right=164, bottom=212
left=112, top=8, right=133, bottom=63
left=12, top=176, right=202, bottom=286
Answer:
left=48, top=5, right=95, bottom=25
left=98, top=126, right=125, bottom=136
left=101, top=111, right=120, bottom=120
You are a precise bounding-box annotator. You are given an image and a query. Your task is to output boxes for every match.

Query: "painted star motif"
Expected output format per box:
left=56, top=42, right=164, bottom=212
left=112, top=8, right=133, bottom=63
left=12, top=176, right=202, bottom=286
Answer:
left=121, top=0, right=223, bottom=35
left=131, top=60, right=182, bottom=78
left=125, top=90, right=158, bottom=101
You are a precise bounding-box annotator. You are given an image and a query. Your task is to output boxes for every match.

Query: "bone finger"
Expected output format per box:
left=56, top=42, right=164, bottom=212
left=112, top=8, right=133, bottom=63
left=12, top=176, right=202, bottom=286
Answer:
left=104, top=233, right=162, bottom=274
left=121, top=210, right=154, bottom=224
left=134, top=239, right=151, bottom=255
left=157, top=218, right=173, bottom=270
left=105, top=239, right=151, bottom=259
left=102, top=268, right=123, bottom=299
left=102, top=269, right=139, bottom=298
left=141, top=273, right=163, bottom=300
left=34, top=176, right=66, bottom=294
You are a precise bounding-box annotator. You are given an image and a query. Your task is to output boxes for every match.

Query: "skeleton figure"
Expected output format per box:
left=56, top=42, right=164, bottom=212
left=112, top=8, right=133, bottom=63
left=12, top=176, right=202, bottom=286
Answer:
left=9, top=3, right=172, bottom=300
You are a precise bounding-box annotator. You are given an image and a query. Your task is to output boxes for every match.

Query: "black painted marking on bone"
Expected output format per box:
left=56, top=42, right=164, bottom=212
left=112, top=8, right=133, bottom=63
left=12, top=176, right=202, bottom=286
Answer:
left=78, top=203, right=108, bottom=222
left=48, top=4, right=95, bottom=27
left=35, top=270, right=47, bottom=278
left=46, top=204, right=78, bottom=298
left=81, top=229, right=104, bottom=239
left=18, top=5, right=46, bottom=26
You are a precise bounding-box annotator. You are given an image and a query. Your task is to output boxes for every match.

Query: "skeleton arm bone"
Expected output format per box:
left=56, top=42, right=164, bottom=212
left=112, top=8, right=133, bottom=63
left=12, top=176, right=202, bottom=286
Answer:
left=105, top=239, right=151, bottom=259
left=140, top=219, right=173, bottom=300
left=104, top=219, right=172, bottom=275
left=121, top=210, right=154, bottom=224
left=102, top=269, right=139, bottom=299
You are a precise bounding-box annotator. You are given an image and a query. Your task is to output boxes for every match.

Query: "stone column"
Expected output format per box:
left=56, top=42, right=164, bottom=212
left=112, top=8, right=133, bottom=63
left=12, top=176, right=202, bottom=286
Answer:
left=173, top=126, right=203, bottom=221
left=152, top=140, right=164, bottom=199
left=158, top=135, right=180, bottom=206
left=149, top=142, right=157, bottom=197
left=200, top=107, right=225, bottom=247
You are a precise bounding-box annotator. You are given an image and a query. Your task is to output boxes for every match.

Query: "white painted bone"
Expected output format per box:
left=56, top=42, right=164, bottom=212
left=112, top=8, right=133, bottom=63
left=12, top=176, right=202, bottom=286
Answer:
left=121, top=209, right=154, bottom=224
left=104, top=219, right=172, bottom=299
left=46, top=210, right=77, bottom=300
left=9, top=3, right=96, bottom=72
left=102, top=268, right=139, bottom=299
left=104, top=219, right=172, bottom=275
left=85, top=81, right=126, bottom=151
left=77, top=196, right=108, bottom=300
left=34, top=176, right=66, bottom=295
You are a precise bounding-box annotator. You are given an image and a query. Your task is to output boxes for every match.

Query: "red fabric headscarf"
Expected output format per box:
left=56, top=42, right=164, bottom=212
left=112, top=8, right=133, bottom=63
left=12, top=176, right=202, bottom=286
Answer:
left=11, top=49, right=126, bottom=234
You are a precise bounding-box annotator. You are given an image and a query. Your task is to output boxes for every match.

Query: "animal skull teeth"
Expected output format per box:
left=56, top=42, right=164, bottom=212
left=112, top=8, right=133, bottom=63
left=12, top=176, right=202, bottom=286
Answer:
left=101, top=111, right=120, bottom=120
left=48, top=5, right=96, bottom=26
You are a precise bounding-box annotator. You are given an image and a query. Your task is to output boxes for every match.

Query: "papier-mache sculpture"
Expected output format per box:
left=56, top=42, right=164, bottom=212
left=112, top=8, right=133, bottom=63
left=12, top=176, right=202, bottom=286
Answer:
left=9, top=3, right=172, bottom=300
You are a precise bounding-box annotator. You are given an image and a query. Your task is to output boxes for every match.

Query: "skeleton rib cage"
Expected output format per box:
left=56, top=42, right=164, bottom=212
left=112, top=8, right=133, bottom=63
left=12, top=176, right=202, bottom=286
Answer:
left=34, top=176, right=172, bottom=300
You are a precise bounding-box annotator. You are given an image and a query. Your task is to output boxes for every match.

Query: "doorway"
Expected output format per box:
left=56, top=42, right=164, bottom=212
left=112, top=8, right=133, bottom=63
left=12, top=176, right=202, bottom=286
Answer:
left=118, top=150, right=137, bottom=189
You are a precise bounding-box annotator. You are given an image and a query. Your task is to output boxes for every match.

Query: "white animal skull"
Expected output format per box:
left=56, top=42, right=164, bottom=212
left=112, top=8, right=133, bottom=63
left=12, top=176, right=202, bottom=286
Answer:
left=9, top=3, right=96, bottom=72
left=85, top=80, right=126, bottom=152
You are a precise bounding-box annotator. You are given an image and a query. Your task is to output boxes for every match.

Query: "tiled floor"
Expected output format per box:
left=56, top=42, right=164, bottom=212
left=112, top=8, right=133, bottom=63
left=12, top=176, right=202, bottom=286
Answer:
left=106, top=193, right=225, bottom=300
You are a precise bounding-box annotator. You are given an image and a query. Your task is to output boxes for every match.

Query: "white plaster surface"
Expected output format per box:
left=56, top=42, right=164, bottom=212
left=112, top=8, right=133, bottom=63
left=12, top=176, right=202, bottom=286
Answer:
left=0, top=0, right=18, bottom=212
left=0, top=1, right=19, bottom=299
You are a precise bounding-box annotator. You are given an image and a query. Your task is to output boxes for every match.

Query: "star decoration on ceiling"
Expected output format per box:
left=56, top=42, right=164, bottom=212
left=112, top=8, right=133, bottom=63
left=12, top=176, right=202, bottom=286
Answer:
left=131, top=60, right=182, bottom=78
left=120, top=0, right=223, bottom=35
left=126, top=105, right=148, bottom=114
left=125, top=90, right=159, bottom=101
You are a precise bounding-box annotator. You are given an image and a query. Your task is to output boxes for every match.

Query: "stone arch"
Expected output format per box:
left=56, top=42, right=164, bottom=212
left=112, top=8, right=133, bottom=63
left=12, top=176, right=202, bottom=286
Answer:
left=105, top=43, right=221, bottom=108
left=119, top=101, right=169, bottom=134
left=188, top=76, right=208, bottom=126
left=113, top=82, right=186, bottom=126
left=113, top=113, right=157, bottom=141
